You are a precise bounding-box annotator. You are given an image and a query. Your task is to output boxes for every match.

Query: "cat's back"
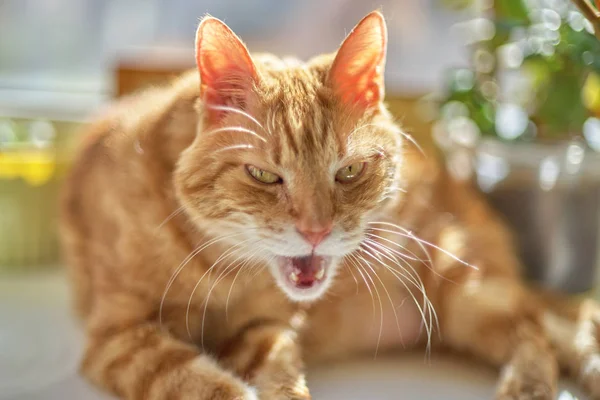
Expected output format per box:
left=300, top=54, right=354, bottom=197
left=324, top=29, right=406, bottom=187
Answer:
left=62, top=71, right=199, bottom=227
left=60, top=71, right=200, bottom=317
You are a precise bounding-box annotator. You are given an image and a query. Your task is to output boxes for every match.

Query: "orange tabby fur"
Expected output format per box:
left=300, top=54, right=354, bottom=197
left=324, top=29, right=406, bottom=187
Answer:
left=60, top=11, right=600, bottom=400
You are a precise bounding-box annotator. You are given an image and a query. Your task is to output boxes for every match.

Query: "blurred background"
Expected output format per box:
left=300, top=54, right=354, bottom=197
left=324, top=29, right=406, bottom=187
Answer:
left=0, top=0, right=471, bottom=270
left=2, top=0, right=600, bottom=293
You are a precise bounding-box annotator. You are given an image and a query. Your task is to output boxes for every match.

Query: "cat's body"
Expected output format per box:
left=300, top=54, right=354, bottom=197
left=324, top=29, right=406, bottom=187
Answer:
left=61, top=12, right=600, bottom=400
left=62, top=66, right=422, bottom=367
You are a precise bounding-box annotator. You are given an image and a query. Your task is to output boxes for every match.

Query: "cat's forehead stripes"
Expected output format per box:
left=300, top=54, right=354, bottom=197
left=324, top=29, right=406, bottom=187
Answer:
left=261, top=68, right=344, bottom=168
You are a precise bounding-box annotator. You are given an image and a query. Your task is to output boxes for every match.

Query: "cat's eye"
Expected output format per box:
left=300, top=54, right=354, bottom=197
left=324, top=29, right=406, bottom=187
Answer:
left=246, top=165, right=282, bottom=184
left=335, top=162, right=366, bottom=183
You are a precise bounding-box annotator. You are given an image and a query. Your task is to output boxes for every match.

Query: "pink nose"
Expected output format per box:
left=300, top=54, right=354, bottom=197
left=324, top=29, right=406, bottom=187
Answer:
left=296, top=223, right=333, bottom=246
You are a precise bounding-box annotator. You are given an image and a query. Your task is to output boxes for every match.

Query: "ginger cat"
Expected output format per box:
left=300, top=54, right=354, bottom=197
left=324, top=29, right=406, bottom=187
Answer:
left=60, top=11, right=600, bottom=400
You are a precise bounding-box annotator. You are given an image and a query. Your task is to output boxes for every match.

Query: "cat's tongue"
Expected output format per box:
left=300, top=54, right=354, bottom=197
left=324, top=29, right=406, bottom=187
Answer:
left=288, top=255, right=327, bottom=288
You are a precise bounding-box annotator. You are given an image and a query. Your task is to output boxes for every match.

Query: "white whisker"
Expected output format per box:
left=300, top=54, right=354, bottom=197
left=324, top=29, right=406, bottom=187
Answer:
left=225, top=244, right=267, bottom=321
left=369, top=226, right=434, bottom=270
left=365, top=233, right=422, bottom=262
left=345, top=122, right=426, bottom=158
left=199, top=242, right=261, bottom=347
left=156, top=206, right=185, bottom=230
left=368, top=221, right=477, bottom=270
left=205, top=104, right=268, bottom=134
left=399, top=130, right=427, bottom=157
left=359, top=242, right=436, bottom=357
left=364, top=237, right=436, bottom=317
left=347, top=123, right=375, bottom=140
left=346, top=254, right=376, bottom=326
left=349, top=253, right=384, bottom=359
left=205, top=126, right=267, bottom=143
left=362, top=239, right=440, bottom=348
left=343, top=263, right=360, bottom=295
left=159, top=231, right=249, bottom=328
left=185, top=238, right=254, bottom=342
left=366, top=233, right=454, bottom=286
left=354, top=246, right=405, bottom=350
left=383, top=186, right=407, bottom=196
left=213, top=144, right=254, bottom=154
left=249, top=264, right=267, bottom=279
left=362, top=240, right=422, bottom=289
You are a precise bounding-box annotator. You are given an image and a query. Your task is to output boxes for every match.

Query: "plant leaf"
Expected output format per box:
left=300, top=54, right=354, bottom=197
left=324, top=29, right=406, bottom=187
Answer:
left=494, top=0, right=530, bottom=24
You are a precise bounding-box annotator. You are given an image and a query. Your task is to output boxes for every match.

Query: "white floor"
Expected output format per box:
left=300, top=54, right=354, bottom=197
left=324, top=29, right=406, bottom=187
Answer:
left=0, top=271, right=588, bottom=400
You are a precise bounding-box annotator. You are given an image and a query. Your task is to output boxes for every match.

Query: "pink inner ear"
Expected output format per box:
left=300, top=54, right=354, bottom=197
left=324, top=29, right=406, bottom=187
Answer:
left=328, top=11, right=387, bottom=109
left=195, top=17, right=258, bottom=119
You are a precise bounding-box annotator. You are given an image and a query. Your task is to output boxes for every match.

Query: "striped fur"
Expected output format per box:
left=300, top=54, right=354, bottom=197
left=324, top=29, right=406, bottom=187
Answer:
left=60, top=11, right=600, bottom=400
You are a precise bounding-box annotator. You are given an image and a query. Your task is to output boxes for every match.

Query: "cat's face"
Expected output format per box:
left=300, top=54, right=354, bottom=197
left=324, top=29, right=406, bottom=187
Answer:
left=176, top=11, right=403, bottom=302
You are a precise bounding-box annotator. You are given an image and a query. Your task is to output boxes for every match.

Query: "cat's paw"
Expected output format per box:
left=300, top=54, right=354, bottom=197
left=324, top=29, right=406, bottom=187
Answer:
left=495, top=380, right=555, bottom=400
left=570, top=300, right=600, bottom=399
left=259, top=392, right=310, bottom=400
left=579, top=354, right=600, bottom=399
left=256, top=383, right=311, bottom=400
left=253, top=375, right=311, bottom=400
left=495, top=347, right=558, bottom=400
left=242, top=387, right=260, bottom=400
left=150, top=356, right=259, bottom=400
left=495, top=367, right=556, bottom=400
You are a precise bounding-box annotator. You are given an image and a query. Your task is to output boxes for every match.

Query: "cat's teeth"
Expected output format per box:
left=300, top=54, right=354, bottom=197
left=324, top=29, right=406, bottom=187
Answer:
left=289, top=271, right=299, bottom=283
left=315, top=266, right=325, bottom=280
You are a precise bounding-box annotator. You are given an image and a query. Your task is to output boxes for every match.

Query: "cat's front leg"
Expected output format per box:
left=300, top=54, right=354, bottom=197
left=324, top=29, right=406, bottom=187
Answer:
left=219, top=320, right=310, bottom=400
left=569, top=299, right=600, bottom=398
left=82, top=324, right=259, bottom=400
left=545, top=298, right=600, bottom=399
left=81, top=294, right=257, bottom=400
left=432, top=273, right=559, bottom=400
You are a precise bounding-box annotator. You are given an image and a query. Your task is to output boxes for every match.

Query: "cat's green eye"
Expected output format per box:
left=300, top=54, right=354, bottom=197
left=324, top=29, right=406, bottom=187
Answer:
left=246, top=165, right=282, bottom=184
left=336, top=162, right=366, bottom=183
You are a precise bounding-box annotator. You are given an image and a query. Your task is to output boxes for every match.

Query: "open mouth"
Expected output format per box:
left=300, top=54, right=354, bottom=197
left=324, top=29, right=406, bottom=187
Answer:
left=277, top=254, right=331, bottom=290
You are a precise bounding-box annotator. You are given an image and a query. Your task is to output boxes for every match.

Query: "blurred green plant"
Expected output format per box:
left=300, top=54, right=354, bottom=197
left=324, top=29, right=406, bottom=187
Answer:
left=435, top=0, right=600, bottom=148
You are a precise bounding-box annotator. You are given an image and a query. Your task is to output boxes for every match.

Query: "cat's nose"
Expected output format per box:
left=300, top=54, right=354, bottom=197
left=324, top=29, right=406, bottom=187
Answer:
left=296, top=222, right=333, bottom=247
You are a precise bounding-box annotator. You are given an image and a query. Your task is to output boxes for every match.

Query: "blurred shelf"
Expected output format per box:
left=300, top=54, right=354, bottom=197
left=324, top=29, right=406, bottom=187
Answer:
left=0, top=88, right=107, bottom=122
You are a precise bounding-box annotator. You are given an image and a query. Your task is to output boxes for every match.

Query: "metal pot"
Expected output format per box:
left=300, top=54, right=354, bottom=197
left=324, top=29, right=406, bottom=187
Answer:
left=443, top=138, right=600, bottom=294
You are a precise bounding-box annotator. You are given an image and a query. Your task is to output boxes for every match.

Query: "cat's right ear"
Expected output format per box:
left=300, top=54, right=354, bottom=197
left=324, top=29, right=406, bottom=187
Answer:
left=195, top=16, right=259, bottom=118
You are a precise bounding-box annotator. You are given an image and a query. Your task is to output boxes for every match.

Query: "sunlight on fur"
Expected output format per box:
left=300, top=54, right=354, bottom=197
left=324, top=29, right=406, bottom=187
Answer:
left=59, top=10, right=600, bottom=400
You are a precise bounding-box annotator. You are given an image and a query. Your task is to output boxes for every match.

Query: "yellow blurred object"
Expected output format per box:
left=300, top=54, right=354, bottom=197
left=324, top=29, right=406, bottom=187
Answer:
left=0, top=152, right=20, bottom=179
left=523, top=59, right=551, bottom=91
left=583, top=72, right=600, bottom=116
left=0, top=149, right=56, bottom=186
left=0, top=117, right=82, bottom=269
left=22, top=151, right=56, bottom=186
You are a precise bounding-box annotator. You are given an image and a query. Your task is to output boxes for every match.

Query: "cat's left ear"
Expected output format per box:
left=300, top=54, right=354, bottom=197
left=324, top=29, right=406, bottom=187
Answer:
left=328, top=11, right=387, bottom=109
left=195, top=16, right=259, bottom=113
